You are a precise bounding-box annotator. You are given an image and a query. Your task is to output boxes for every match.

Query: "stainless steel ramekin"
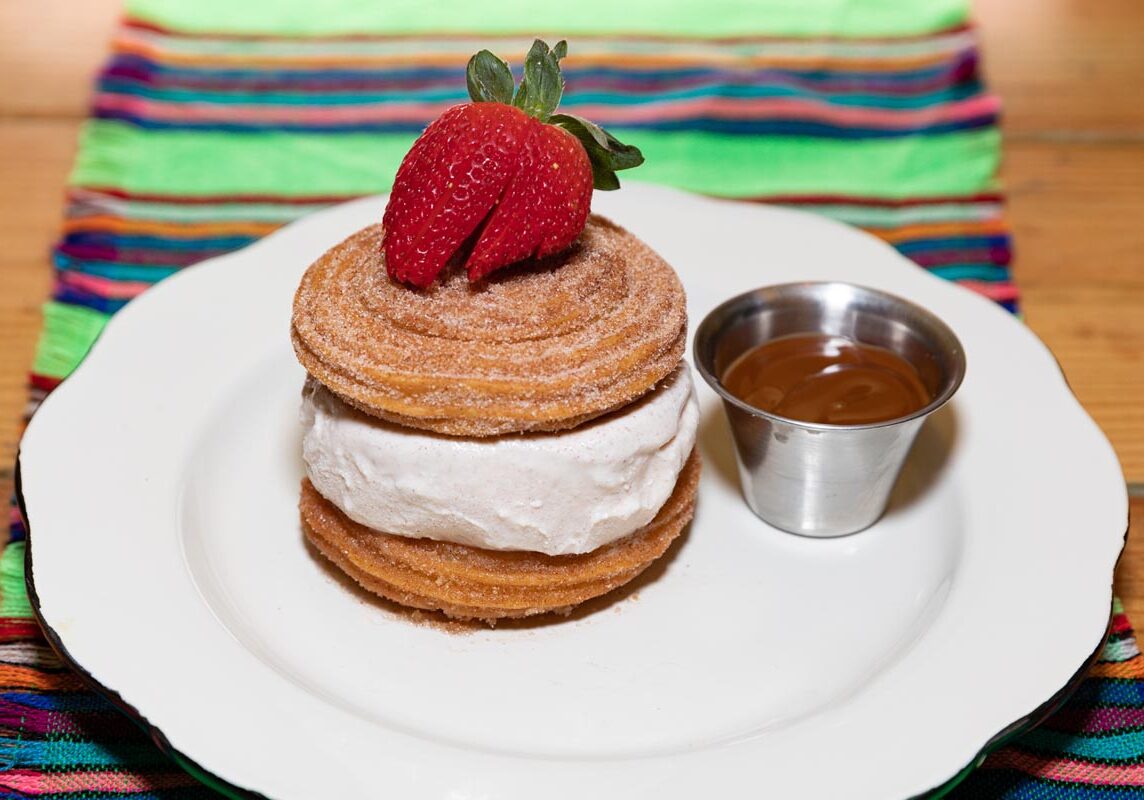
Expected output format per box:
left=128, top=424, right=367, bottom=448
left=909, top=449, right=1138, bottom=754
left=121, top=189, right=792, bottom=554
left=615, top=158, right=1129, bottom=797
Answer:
left=693, top=282, right=965, bottom=537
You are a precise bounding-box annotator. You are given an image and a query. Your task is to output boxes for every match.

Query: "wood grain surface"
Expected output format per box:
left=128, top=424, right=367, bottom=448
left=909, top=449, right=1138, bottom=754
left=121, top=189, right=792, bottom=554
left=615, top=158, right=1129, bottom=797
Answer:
left=0, top=0, right=1141, bottom=616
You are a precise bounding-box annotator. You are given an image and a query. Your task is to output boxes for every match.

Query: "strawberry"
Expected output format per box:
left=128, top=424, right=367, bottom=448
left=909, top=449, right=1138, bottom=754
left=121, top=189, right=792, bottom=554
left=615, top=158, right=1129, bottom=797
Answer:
left=382, top=40, right=643, bottom=288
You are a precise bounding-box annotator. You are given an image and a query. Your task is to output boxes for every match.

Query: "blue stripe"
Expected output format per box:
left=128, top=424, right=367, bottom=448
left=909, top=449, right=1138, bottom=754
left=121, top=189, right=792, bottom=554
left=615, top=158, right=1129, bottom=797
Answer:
left=929, top=264, right=1012, bottom=281
left=1015, top=727, right=1144, bottom=762
left=1072, top=678, right=1144, bottom=707
left=2, top=792, right=205, bottom=800
left=53, top=284, right=131, bottom=314
left=894, top=234, right=1010, bottom=255
left=54, top=253, right=180, bottom=282
left=106, top=55, right=974, bottom=87
left=0, top=692, right=115, bottom=713
left=953, top=773, right=1144, bottom=800
left=2, top=794, right=201, bottom=800
left=63, top=232, right=257, bottom=252
left=17, top=738, right=171, bottom=767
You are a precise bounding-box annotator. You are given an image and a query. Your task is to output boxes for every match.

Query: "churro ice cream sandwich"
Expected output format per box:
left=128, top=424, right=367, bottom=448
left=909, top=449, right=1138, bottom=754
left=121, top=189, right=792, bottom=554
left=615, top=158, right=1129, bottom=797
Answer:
left=291, top=40, right=700, bottom=622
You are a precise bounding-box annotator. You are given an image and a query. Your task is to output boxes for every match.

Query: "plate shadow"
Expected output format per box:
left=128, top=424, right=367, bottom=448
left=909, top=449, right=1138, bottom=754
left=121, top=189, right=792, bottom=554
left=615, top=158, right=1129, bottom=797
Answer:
left=884, top=403, right=960, bottom=517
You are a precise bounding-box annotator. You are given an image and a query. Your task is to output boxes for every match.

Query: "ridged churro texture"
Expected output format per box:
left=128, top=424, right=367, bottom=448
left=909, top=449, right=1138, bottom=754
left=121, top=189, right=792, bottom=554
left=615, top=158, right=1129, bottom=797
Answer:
left=300, top=450, right=700, bottom=622
left=291, top=215, right=687, bottom=437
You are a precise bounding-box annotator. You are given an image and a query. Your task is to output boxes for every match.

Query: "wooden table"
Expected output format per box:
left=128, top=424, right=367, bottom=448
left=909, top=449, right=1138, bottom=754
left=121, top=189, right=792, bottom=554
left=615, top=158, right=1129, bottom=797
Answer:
left=1, top=1, right=1141, bottom=611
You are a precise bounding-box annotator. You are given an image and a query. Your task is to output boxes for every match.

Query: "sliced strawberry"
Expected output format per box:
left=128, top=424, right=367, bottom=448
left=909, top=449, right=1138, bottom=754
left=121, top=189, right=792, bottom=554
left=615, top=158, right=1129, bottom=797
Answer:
left=381, top=40, right=643, bottom=288
left=465, top=121, right=592, bottom=281
left=381, top=103, right=531, bottom=288
left=533, top=123, right=594, bottom=259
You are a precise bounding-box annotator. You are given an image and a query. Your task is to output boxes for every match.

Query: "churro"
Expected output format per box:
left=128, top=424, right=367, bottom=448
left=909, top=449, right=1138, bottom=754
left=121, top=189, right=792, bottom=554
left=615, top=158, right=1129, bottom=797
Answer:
left=291, top=217, right=686, bottom=437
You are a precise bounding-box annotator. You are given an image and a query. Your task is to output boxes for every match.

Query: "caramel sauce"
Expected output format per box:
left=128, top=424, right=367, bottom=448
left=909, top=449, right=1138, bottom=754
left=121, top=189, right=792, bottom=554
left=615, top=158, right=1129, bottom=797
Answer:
left=721, top=333, right=932, bottom=425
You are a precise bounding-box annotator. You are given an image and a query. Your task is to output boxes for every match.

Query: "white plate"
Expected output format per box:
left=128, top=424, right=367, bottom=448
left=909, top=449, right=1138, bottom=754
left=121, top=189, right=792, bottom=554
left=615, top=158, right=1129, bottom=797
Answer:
left=19, top=184, right=1127, bottom=799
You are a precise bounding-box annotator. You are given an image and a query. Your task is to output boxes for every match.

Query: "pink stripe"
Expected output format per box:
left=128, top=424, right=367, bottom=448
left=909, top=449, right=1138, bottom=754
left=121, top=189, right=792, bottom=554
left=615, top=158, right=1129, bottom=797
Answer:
left=0, top=773, right=42, bottom=794
left=1043, top=705, right=1144, bottom=735
left=983, top=749, right=1144, bottom=786
left=576, top=94, right=999, bottom=126
left=94, top=93, right=999, bottom=129
left=56, top=272, right=152, bottom=299
left=96, top=93, right=446, bottom=123
left=958, top=279, right=1019, bottom=301
left=0, top=769, right=199, bottom=793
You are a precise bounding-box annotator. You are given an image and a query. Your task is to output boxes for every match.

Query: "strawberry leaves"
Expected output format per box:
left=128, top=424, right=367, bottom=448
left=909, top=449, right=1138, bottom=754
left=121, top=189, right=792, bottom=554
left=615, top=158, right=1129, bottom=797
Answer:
left=466, top=50, right=515, bottom=104
left=386, top=39, right=645, bottom=287
left=513, top=39, right=567, bottom=121
left=550, top=113, right=644, bottom=191
left=465, top=39, right=644, bottom=191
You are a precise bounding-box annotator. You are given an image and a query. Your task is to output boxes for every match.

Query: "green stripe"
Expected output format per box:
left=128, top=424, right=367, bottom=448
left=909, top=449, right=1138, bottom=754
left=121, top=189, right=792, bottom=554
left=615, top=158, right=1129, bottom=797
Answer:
left=1103, top=637, right=1139, bottom=663
left=125, top=0, right=969, bottom=38
left=0, top=543, right=32, bottom=620
left=72, top=121, right=416, bottom=199
left=39, top=738, right=174, bottom=768
left=929, top=265, right=1009, bottom=281
left=63, top=261, right=180, bottom=283
left=31, top=302, right=112, bottom=380
left=78, top=199, right=321, bottom=223
left=128, top=30, right=973, bottom=59
left=798, top=202, right=999, bottom=228
left=72, top=120, right=999, bottom=200
left=630, top=128, right=998, bottom=198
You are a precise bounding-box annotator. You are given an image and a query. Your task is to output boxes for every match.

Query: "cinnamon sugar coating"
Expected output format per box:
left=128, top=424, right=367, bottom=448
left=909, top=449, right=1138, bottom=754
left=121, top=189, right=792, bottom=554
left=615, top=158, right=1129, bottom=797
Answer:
left=291, top=215, right=688, bottom=436
left=300, top=450, right=700, bottom=623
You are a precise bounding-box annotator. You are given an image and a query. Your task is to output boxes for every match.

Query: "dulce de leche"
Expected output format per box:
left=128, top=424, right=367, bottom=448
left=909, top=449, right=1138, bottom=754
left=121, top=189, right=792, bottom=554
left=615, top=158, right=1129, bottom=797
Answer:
left=721, top=333, right=932, bottom=425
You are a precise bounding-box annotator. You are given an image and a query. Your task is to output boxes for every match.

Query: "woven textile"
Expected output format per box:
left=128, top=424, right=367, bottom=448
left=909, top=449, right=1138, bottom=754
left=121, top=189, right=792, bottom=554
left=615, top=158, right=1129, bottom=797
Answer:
left=30, top=20, right=1015, bottom=400
left=4, top=2, right=1137, bottom=797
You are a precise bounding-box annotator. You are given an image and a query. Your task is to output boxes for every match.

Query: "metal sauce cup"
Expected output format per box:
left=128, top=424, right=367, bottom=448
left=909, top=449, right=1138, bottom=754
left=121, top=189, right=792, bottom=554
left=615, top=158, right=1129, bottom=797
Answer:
left=693, top=282, right=966, bottom=537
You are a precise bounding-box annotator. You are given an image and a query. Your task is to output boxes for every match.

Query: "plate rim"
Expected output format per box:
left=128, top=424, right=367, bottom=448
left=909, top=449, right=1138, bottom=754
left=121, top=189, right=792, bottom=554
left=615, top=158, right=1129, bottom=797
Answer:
left=14, top=185, right=1130, bottom=799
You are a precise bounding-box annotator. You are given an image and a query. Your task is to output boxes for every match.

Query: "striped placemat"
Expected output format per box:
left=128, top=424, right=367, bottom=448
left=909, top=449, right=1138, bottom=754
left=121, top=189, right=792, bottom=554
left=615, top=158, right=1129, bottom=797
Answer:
left=4, top=3, right=1139, bottom=797
left=31, top=21, right=1014, bottom=401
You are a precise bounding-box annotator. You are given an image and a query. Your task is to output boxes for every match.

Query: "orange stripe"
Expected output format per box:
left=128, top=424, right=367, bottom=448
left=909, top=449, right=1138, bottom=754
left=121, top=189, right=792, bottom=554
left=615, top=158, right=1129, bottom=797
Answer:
left=983, top=748, right=1144, bottom=785
left=62, top=216, right=281, bottom=238
left=0, top=664, right=87, bottom=691
left=112, top=40, right=956, bottom=72
left=869, top=219, right=1009, bottom=244
left=1087, top=659, right=1144, bottom=679
left=37, top=770, right=201, bottom=792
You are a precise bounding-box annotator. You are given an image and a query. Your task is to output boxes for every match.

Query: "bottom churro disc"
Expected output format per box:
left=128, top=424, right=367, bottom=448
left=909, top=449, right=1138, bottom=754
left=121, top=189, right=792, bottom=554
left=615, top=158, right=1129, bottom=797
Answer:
left=300, top=451, right=700, bottom=623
